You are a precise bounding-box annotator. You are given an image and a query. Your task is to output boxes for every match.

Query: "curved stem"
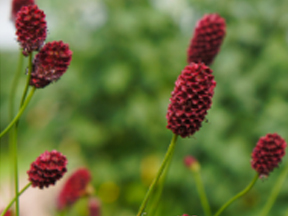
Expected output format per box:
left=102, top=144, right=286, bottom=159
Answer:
left=136, top=134, right=178, bottom=216
left=214, top=173, right=259, bottom=216
left=193, top=169, right=211, bottom=216
left=260, top=162, right=288, bottom=216
left=12, top=127, right=19, bottom=216
left=0, top=87, right=36, bottom=139
left=0, top=183, right=31, bottom=216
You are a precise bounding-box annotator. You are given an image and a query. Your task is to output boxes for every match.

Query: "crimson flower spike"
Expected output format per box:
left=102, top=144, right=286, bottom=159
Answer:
left=30, top=41, right=73, bottom=88
left=166, top=63, right=216, bottom=137
left=15, top=4, right=47, bottom=56
left=187, top=13, right=226, bottom=65
left=251, top=133, right=287, bottom=178
left=27, top=150, right=68, bottom=189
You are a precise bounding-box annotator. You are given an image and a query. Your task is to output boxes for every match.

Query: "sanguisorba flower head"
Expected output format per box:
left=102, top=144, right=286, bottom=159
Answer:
left=30, top=41, right=73, bottom=88
left=88, top=197, right=101, bottom=216
left=57, top=168, right=92, bottom=210
left=187, top=13, right=226, bottom=65
left=166, top=63, right=216, bottom=137
left=251, top=133, right=287, bottom=178
left=0, top=209, right=12, bottom=216
left=11, top=0, right=35, bottom=22
left=15, top=4, right=47, bottom=56
left=27, top=150, right=67, bottom=189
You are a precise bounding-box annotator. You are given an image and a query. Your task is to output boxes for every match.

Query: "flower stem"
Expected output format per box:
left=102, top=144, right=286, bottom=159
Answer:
left=12, top=126, right=19, bottom=216
left=136, top=134, right=178, bottom=216
left=214, top=173, right=259, bottom=216
left=19, top=52, right=32, bottom=108
left=260, top=162, right=288, bottom=216
left=0, top=182, right=31, bottom=216
left=0, top=87, right=36, bottom=139
left=193, top=169, right=211, bottom=216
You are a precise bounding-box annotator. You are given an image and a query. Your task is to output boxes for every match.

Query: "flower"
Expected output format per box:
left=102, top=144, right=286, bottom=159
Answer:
left=88, top=197, right=101, bottom=216
left=0, top=209, right=12, bottom=216
left=27, top=150, right=67, bottom=189
left=166, top=63, right=216, bottom=137
left=30, top=41, right=73, bottom=88
left=57, top=168, right=92, bottom=210
left=251, top=133, right=287, bottom=178
left=11, top=0, right=35, bottom=22
left=187, top=13, right=226, bottom=65
left=184, top=156, right=200, bottom=172
left=15, top=5, right=47, bottom=56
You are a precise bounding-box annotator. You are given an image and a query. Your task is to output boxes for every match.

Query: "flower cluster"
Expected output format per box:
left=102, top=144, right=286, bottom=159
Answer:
left=166, top=63, right=216, bottom=137
left=187, top=13, right=226, bottom=65
left=27, top=150, right=67, bottom=189
left=30, top=41, right=73, bottom=88
left=88, top=197, right=101, bottom=216
left=15, top=5, right=47, bottom=56
left=251, top=133, right=287, bottom=178
left=57, top=168, right=92, bottom=210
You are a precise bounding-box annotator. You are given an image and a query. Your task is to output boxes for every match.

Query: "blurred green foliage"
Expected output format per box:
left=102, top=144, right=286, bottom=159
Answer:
left=1, top=0, right=288, bottom=215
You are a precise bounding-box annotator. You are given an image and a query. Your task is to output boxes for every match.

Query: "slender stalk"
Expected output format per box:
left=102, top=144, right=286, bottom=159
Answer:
left=136, top=134, right=178, bottom=216
left=19, top=53, right=32, bottom=108
left=260, top=162, right=288, bottom=216
left=0, top=87, right=36, bottom=139
left=214, top=173, right=259, bottom=216
left=0, top=182, right=31, bottom=216
left=148, top=141, right=176, bottom=216
left=193, top=169, right=211, bottom=216
left=12, top=127, right=19, bottom=216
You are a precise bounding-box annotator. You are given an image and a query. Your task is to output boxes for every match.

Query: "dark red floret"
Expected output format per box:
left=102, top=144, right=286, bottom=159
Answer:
left=11, top=0, right=35, bottom=22
left=27, top=150, right=67, bottom=189
left=251, top=133, right=287, bottom=178
left=187, top=13, right=226, bottom=65
left=166, top=63, right=216, bottom=137
left=30, top=41, right=73, bottom=88
left=15, top=5, right=47, bottom=56
left=88, top=197, right=101, bottom=216
left=57, top=168, right=92, bottom=210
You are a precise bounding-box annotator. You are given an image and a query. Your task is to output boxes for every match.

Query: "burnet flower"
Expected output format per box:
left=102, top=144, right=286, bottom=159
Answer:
left=88, top=197, right=101, bottom=216
left=57, top=168, right=92, bottom=210
left=166, top=63, right=216, bottom=137
left=27, top=150, right=68, bottom=189
left=11, top=0, right=35, bottom=22
left=251, top=133, right=287, bottom=178
left=30, top=41, right=73, bottom=88
left=15, top=4, right=47, bottom=56
left=187, top=13, right=226, bottom=65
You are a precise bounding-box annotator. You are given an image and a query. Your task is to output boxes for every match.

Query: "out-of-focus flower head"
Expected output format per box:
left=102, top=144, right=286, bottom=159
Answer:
left=30, top=41, right=73, bottom=88
left=27, top=150, right=67, bottom=189
left=166, top=63, right=216, bottom=137
left=187, top=13, right=226, bottom=65
left=15, top=4, right=47, bottom=56
left=88, top=197, right=101, bottom=216
left=251, top=133, right=287, bottom=178
left=0, top=209, right=13, bottom=216
left=11, top=0, right=35, bottom=22
left=184, top=156, right=200, bottom=172
left=57, top=168, right=92, bottom=210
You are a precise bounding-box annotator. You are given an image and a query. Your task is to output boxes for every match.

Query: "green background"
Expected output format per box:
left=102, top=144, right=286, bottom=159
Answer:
left=1, top=0, right=288, bottom=215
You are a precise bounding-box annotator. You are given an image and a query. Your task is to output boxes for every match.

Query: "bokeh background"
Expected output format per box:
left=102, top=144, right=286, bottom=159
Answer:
left=1, top=0, right=288, bottom=215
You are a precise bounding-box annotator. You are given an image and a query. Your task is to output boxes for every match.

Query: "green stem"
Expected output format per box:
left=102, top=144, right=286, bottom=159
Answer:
left=12, top=126, right=19, bottom=216
left=136, top=134, right=178, bottom=216
left=260, top=162, right=288, bottom=216
left=193, top=169, right=211, bottom=216
left=19, top=52, right=32, bottom=108
left=0, top=183, right=31, bottom=216
left=0, top=87, right=36, bottom=139
left=148, top=139, right=176, bottom=216
left=214, top=173, right=259, bottom=216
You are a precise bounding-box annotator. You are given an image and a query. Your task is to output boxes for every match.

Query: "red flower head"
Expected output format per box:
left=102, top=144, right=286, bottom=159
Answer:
left=11, top=0, right=35, bottom=22
left=187, top=13, right=226, bottom=65
left=166, top=63, right=216, bottom=137
left=0, top=209, right=12, bottom=216
left=88, top=197, right=101, bottom=216
left=251, top=133, right=287, bottom=178
left=15, top=5, right=47, bottom=56
left=57, top=168, right=92, bottom=210
left=30, top=41, right=73, bottom=88
left=184, top=156, right=200, bottom=172
left=27, top=150, right=68, bottom=189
